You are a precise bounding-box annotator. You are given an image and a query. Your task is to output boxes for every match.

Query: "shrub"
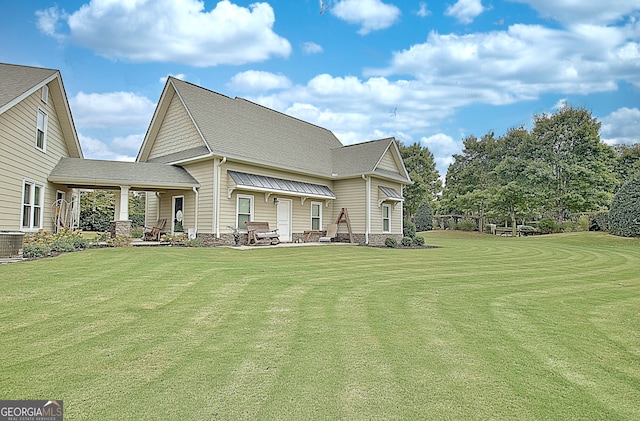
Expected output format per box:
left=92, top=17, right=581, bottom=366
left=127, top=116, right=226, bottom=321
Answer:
left=589, top=211, right=609, bottom=232
left=23, top=242, right=51, bottom=258
left=414, top=202, right=433, bottom=231
left=403, top=220, right=416, bottom=238
left=51, top=237, right=75, bottom=253
left=384, top=237, right=397, bottom=248
left=401, top=236, right=413, bottom=247
left=412, top=236, right=425, bottom=246
left=130, top=227, right=144, bottom=239
left=578, top=215, right=590, bottom=231
left=458, top=219, right=476, bottom=231
left=537, top=218, right=558, bottom=234
left=609, top=175, right=640, bottom=237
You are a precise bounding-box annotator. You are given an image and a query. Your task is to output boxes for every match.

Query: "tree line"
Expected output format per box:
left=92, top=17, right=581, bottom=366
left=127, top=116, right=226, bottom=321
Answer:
left=400, top=106, right=640, bottom=233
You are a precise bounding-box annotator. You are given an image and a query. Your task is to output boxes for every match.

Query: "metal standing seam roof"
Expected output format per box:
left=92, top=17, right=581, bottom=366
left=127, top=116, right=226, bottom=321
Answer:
left=228, top=170, right=336, bottom=199
left=379, top=186, right=404, bottom=201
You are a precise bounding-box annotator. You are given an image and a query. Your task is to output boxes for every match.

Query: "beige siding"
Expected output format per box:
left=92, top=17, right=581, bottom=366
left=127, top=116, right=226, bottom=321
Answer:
left=182, top=160, right=214, bottom=233
left=148, top=92, right=206, bottom=160
left=371, top=179, right=404, bottom=235
left=377, top=149, right=401, bottom=175
left=144, top=192, right=160, bottom=227
left=332, top=178, right=367, bottom=233
left=0, top=84, right=73, bottom=232
left=218, top=162, right=337, bottom=234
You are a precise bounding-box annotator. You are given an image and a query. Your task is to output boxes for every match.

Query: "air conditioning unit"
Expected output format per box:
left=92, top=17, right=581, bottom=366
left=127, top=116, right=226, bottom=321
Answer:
left=0, top=232, right=24, bottom=258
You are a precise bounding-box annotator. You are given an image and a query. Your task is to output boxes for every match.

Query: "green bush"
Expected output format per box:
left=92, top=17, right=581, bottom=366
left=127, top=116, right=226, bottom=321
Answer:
left=458, top=219, right=476, bottom=231
left=51, top=237, right=75, bottom=253
left=403, top=220, right=416, bottom=238
left=609, top=175, right=640, bottom=237
left=589, top=211, right=609, bottom=232
left=537, top=218, right=558, bottom=234
left=384, top=237, right=397, bottom=248
left=412, top=236, right=425, bottom=246
left=414, top=202, right=433, bottom=231
left=130, top=227, right=144, bottom=239
left=23, top=242, right=51, bottom=258
left=401, top=236, right=413, bottom=247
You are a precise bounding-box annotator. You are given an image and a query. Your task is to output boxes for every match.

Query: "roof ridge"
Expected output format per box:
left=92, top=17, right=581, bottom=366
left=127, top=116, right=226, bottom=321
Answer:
left=333, top=137, right=395, bottom=150
left=168, top=76, right=234, bottom=101
left=234, top=97, right=340, bottom=139
left=0, top=62, right=58, bottom=73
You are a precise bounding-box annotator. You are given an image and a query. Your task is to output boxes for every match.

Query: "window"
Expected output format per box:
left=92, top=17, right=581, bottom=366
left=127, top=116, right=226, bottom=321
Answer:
left=311, top=201, right=322, bottom=230
left=236, top=194, right=254, bottom=230
left=36, top=109, right=47, bottom=150
left=382, top=204, right=391, bottom=233
left=22, top=181, right=44, bottom=230
left=41, top=85, right=49, bottom=103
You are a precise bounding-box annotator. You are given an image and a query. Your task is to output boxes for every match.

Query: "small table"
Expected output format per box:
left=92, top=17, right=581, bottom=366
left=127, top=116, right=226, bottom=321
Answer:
left=303, top=230, right=326, bottom=242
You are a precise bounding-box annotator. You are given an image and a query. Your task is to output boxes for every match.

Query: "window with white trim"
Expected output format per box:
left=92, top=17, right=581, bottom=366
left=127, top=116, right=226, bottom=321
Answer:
left=236, top=194, right=254, bottom=230
left=22, top=181, right=44, bottom=230
left=41, top=85, right=49, bottom=103
left=36, top=109, right=47, bottom=151
left=382, top=204, right=391, bottom=233
left=311, top=201, right=322, bottom=230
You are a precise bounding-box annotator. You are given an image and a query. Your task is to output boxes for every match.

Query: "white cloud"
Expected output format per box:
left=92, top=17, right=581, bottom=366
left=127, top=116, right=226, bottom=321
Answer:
left=227, top=70, right=292, bottom=92
left=445, top=0, right=486, bottom=24
left=368, top=23, right=639, bottom=103
left=79, top=134, right=136, bottom=161
left=159, top=73, right=186, bottom=84
left=70, top=91, right=156, bottom=130
left=417, top=2, right=432, bottom=17
left=37, top=0, right=291, bottom=66
left=112, top=134, right=145, bottom=157
left=331, top=0, right=401, bottom=34
left=35, top=7, right=65, bottom=39
left=600, top=107, right=640, bottom=145
left=302, top=42, right=324, bottom=54
left=420, top=133, right=461, bottom=175
left=510, top=0, right=640, bottom=25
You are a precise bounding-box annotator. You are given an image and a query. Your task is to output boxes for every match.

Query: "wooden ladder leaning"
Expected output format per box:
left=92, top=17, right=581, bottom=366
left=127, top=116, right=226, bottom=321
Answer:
left=335, top=208, right=354, bottom=243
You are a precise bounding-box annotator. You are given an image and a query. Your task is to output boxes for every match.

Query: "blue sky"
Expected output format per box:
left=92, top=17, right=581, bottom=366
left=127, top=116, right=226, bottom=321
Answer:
left=1, top=0, right=639, bottom=176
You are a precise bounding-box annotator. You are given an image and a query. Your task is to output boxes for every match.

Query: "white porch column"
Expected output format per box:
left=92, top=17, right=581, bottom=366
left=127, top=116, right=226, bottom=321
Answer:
left=118, top=186, right=130, bottom=221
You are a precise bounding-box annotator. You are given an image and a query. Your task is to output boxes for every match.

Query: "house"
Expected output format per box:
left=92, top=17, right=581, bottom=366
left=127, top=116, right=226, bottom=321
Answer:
left=0, top=63, right=83, bottom=234
left=136, top=77, right=411, bottom=245
left=1, top=63, right=411, bottom=246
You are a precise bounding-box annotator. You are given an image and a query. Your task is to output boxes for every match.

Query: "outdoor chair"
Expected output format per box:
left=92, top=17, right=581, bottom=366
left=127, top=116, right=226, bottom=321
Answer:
left=143, top=218, right=166, bottom=241
left=319, top=223, right=338, bottom=242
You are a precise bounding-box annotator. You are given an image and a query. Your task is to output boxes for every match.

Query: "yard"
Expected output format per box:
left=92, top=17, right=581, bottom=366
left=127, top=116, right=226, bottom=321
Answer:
left=1, top=231, right=639, bottom=420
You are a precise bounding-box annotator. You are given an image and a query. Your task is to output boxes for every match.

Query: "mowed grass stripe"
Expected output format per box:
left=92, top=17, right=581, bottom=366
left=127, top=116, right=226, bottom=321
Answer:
left=0, top=232, right=638, bottom=420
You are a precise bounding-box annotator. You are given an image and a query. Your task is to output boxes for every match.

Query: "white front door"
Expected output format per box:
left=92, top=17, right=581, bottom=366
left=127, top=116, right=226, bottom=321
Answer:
left=276, top=198, right=292, bottom=242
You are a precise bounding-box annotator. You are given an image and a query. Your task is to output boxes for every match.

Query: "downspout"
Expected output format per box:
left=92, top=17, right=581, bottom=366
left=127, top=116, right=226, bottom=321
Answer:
left=155, top=192, right=161, bottom=222
left=362, top=174, right=370, bottom=245
left=192, top=187, right=199, bottom=238
left=214, top=157, right=227, bottom=238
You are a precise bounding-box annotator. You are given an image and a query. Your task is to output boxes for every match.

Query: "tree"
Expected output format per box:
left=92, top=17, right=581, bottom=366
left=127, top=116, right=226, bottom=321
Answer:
left=528, top=106, right=617, bottom=221
left=400, top=142, right=442, bottom=220
left=414, top=201, right=433, bottom=231
left=609, top=174, right=640, bottom=237
left=613, top=143, right=640, bottom=188
left=80, top=190, right=115, bottom=231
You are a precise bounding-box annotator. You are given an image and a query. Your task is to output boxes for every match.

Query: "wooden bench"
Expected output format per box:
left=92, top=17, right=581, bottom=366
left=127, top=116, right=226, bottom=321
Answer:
left=245, top=221, right=280, bottom=246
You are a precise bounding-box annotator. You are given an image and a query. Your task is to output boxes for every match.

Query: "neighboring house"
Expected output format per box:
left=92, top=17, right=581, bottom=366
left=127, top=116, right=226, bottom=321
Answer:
left=0, top=63, right=83, bottom=234
left=137, top=77, right=412, bottom=245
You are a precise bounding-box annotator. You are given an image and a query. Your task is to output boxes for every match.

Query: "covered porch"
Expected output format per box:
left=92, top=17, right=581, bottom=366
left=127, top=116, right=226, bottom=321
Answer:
left=48, top=157, right=199, bottom=238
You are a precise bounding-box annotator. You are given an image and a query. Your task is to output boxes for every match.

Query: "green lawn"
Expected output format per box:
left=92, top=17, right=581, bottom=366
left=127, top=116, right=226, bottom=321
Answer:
left=1, top=231, right=639, bottom=420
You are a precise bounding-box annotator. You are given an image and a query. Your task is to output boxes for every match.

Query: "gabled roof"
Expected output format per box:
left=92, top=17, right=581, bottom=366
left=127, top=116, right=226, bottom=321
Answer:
left=49, top=157, right=199, bottom=190
left=138, top=77, right=410, bottom=184
left=332, top=137, right=411, bottom=182
left=0, top=63, right=83, bottom=158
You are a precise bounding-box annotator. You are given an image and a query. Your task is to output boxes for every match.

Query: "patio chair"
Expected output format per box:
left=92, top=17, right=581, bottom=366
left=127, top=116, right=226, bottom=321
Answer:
left=319, top=223, right=338, bottom=242
left=143, top=218, right=166, bottom=241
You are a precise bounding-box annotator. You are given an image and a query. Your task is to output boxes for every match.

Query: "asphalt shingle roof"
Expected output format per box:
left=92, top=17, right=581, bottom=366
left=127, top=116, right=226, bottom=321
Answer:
left=0, top=63, right=57, bottom=113
left=49, top=157, right=199, bottom=190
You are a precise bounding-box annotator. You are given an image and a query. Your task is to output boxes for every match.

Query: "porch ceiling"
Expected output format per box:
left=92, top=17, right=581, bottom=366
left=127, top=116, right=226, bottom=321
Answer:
left=49, top=157, right=199, bottom=190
